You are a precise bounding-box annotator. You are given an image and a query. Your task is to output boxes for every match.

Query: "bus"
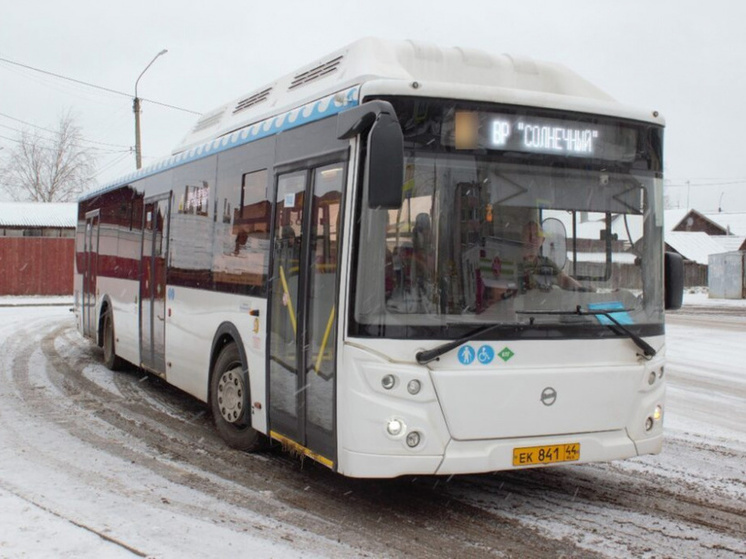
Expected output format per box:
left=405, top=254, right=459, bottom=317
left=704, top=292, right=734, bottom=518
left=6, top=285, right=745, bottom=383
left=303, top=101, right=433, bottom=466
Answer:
left=74, top=38, right=683, bottom=478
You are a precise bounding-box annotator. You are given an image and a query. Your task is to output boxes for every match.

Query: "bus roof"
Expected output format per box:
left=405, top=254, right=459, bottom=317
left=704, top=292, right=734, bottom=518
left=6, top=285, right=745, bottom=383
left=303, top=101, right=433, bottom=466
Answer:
left=174, top=37, right=658, bottom=155
left=84, top=38, right=662, bottom=201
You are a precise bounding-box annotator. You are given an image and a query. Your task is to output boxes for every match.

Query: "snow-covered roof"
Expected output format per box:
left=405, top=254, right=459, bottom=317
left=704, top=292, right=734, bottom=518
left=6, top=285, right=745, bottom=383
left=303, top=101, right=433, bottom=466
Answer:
left=665, top=231, right=728, bottom=265
left=702, top=212, right=746, bottom=236
left=712, top=235, right=746, bottom=252
left=664, top=209, right=690, bottom=231
left=569, top=251, right=637, bottom=264
left=0, top=202, right=77, bottom=228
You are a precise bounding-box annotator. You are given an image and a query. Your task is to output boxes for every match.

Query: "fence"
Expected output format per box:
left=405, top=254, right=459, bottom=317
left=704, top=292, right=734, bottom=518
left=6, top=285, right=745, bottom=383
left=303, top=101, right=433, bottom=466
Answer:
left=0, top=238, right=74, bottom=295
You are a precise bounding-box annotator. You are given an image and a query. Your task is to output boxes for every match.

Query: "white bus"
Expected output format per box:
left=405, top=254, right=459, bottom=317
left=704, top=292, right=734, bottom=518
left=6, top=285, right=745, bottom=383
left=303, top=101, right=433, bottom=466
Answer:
left=74, top=38, right=683, bottom=478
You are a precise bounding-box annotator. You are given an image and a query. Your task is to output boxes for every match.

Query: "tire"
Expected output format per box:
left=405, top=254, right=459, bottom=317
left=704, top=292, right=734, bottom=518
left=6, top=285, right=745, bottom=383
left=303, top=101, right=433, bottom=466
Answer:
left=210, top=342, right=263, bottom=451
left=102, top=309, right=124, bottom=371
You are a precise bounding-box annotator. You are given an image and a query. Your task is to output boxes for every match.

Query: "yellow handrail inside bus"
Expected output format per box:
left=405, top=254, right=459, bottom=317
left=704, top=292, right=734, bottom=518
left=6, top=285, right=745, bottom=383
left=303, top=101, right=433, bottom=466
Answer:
left=314, top=305, right=335, bottom=374
left=278, top=265, right=297, bottom=335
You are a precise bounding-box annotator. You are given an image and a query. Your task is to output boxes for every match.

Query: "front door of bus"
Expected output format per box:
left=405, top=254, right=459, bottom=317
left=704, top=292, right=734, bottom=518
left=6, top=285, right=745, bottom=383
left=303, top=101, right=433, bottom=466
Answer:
left=140, top=195, right=170, bottom=376
left=268, top=163, right=344, bottom=467
left=83, top=211, right=99, bottom=338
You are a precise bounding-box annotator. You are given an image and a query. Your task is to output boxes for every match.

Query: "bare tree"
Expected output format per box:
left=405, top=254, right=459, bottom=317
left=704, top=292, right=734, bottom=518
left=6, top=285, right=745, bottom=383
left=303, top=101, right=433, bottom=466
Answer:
left=0, top=112, right=96, bottom=202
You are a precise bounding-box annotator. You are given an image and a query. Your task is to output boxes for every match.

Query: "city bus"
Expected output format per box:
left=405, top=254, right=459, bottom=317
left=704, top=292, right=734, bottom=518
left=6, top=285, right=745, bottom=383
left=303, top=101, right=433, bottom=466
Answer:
left=74, top=38, right=683, bottom=478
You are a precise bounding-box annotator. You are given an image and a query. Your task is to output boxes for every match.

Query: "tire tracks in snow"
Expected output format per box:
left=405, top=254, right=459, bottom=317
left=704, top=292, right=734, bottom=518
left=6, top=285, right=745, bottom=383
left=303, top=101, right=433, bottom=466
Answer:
left=9, top=317, right=597, bottom=558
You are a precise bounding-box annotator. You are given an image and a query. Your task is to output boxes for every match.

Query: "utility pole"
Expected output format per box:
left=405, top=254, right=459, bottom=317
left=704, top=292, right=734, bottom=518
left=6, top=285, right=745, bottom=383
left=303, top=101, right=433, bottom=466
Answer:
left=134, top=49, right=168, bottom=169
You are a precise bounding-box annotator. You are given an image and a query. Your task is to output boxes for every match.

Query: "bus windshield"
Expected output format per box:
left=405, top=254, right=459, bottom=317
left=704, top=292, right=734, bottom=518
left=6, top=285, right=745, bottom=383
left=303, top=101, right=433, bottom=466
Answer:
left=350, top=98, right=664, bottom=341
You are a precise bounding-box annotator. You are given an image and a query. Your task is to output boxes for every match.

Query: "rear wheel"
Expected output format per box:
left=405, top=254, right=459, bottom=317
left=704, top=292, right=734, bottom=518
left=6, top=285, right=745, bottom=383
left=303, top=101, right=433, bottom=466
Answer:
left=210, top=342, right=263, bottom=451
left=102, top=309, right=124, bottom=371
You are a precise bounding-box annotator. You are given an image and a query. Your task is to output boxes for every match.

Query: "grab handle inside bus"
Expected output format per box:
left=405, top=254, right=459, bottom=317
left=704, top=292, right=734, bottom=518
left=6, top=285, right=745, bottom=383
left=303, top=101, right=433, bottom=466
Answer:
left=338, top=100, right=403, bottom=210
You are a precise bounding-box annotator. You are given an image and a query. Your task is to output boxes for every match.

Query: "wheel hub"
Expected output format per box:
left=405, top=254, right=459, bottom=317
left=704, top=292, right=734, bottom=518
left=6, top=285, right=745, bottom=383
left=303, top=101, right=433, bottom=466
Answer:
left=217, top=367, right=244, bottom=424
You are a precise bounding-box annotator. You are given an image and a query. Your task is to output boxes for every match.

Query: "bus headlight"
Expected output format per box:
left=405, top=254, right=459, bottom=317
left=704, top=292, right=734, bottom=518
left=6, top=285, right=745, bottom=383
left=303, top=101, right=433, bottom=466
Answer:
left=407, top=379, right=421, bottom=395
left=653, top=405, right=663, bottom=421
left=645, top=404, right=663, bottom=431
left=387, top=419, right=405, bottom=436
left=381, top=374, right=396, bottom=390
left=406, top=431, right=421, bottom=448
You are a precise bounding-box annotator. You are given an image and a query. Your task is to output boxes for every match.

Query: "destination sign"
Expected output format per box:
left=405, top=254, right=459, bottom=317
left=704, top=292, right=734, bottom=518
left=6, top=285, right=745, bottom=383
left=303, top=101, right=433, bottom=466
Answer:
left=452, top=111, right=637, bottom=162
left=491, top=119, right=598, bottom=154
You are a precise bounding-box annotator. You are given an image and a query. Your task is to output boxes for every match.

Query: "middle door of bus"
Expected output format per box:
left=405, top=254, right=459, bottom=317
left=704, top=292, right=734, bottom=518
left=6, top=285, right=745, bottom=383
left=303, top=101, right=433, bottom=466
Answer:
left=268, top=162, right=345, bottom=467
left=82, top=210, right=100, bottom=339
left=139, top=194, right=171, bottom=376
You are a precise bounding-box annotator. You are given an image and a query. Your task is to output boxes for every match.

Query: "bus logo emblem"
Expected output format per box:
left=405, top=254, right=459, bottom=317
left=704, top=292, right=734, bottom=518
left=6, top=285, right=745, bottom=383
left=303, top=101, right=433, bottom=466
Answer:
left=541, top=387, right=557, bottom=406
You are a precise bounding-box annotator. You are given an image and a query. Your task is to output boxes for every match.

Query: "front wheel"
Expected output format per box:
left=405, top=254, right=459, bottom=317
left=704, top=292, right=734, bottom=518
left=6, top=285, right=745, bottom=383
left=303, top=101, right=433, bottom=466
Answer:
left=210, top=342, right=263, bottom=451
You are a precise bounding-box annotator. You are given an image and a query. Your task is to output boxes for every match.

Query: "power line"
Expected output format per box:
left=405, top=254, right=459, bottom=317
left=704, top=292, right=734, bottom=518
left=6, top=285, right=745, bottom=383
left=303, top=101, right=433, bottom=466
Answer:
left=0, top=55, right=202, bottom=116
left=90, top=152, right=133, bottom=179
left=0, top=111, right=132, bottom=150
left=0, top=131, right=130, bottom=156
left=666, top=180, right=746, bottom=188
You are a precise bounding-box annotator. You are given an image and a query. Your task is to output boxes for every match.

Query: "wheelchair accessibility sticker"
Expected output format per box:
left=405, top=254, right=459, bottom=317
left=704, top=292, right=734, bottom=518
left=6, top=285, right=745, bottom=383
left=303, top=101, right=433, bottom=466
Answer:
left=477, top=345, right=495, bottom=364
left=458, top=345, right=496, bottom=365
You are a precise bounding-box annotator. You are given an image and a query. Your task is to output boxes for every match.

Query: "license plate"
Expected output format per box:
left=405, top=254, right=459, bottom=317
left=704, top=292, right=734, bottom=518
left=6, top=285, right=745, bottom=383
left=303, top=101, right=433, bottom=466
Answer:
left=512, top=443, right=580, bottom=466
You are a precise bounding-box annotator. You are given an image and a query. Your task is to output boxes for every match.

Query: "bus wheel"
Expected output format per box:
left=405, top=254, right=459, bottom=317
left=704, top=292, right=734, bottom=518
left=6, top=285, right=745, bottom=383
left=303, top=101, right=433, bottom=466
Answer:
left=102, top=310, right=124, bottom=371
left=210, top=343, right=263, bottom=451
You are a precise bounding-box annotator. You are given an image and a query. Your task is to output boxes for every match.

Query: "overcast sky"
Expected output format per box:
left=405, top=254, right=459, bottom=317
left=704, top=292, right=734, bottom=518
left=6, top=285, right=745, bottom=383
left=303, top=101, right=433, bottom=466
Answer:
left=2, top=0, right=745, bottom=211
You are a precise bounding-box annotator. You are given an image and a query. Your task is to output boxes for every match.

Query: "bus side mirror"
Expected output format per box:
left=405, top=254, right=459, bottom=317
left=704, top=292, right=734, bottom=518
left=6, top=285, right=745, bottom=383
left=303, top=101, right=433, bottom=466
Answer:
left=338, top=101, right=403, bottom=210
left=664, top=251, right=684, bottom=310
left=366, top=113, right=403, bottom=209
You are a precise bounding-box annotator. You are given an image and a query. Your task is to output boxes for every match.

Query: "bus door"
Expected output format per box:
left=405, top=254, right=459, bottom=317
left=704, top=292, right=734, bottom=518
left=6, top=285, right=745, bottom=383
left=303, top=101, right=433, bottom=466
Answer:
left=139, top=194, right=171, bottom=376
left=268, top=163, right=345, bottom=467
left=82, top=211, right=100, bottom=338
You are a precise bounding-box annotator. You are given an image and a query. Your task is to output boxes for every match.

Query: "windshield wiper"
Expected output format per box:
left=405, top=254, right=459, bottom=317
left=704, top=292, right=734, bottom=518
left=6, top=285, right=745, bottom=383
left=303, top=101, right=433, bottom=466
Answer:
left=415, top=322, right=512, bottom=365
left=516, top=305, right=656, bottom=358
left=415, top=306, right=655, bottom=365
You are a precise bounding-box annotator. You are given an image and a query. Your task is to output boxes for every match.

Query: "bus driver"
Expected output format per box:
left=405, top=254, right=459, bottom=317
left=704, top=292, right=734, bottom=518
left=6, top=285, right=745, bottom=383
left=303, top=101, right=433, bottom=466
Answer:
left=518, top=220, right=582, bottom=292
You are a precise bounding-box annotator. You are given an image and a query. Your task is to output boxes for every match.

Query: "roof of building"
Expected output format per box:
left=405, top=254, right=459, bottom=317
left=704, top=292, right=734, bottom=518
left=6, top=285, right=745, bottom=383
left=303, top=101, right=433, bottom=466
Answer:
left=0, top=202, right=77, bottom=228
left=547, top=210, right=690, bottom=247
left=712, top=235, right=746, bottom=252
left=665, top=231, right=728, bottom=265
left=702, top=212, right=746, bottom=236
left=664, top=208, right=691, bottom=231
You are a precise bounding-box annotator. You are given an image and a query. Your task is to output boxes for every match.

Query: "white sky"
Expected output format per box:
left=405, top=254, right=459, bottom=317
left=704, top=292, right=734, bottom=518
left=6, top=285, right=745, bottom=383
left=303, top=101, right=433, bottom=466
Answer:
left=1, top=0, right=745, bottom=211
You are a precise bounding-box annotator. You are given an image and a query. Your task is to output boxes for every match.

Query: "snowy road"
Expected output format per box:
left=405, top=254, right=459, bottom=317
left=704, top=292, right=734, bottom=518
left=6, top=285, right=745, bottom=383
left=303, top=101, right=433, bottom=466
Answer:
left=0, top=300, right=744, bottom=558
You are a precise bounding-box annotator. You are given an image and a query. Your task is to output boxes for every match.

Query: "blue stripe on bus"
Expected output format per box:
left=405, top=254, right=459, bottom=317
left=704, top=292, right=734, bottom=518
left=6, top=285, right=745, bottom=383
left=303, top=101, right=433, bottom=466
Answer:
left=85, top=86, right=361, bottom=200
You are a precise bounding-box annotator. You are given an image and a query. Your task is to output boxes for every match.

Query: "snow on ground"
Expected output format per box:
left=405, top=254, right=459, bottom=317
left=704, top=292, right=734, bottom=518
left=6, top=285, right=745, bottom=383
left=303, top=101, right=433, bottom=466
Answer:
left=0, top=304, right=334, bottom=559
left=682, top=289, right=746, bottom=308
left=0, top=295, right=73, bottom=307
left=0, top=294, right=744, bottom=557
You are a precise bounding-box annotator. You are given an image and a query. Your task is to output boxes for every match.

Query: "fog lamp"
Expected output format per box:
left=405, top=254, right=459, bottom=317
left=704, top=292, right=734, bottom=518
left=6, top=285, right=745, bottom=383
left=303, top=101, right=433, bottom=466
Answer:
left=381, top=374, right=396, bottom=390
left=645, top=417, right=654, bottom=432
left=387, top=419, right=404, bottom=436
left=653, top=405, right=663, bottom=421
left=407, top=379, right=421, bottom=395
left=406, top=431, right=421, bottom=448
left=648, top=371, right=656, bottom=385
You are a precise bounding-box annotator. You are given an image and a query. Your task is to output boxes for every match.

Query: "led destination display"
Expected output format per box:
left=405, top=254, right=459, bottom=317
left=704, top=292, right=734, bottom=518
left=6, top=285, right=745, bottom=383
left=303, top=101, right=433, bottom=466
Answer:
left=453, top=110, right=638, bottom=162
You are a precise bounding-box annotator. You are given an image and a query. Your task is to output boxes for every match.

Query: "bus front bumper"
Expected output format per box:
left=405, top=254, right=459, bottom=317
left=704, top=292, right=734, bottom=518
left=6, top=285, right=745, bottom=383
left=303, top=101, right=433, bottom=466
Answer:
left=338, top=429, right=662, bottom=478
